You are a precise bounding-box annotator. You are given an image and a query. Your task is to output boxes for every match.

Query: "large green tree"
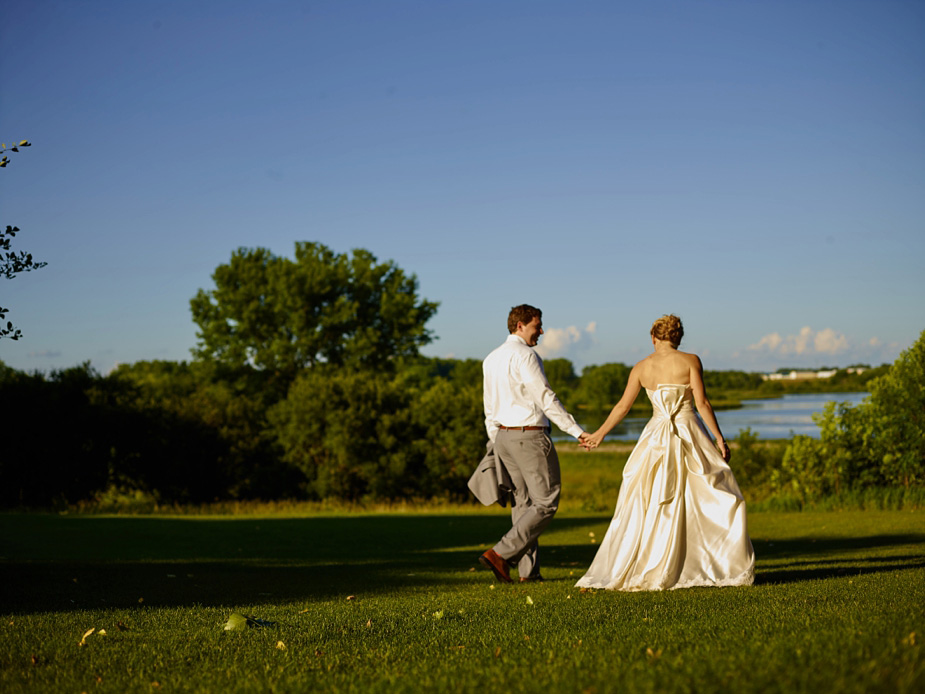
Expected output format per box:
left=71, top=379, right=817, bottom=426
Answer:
left=190, top=242, right=438, bottom=379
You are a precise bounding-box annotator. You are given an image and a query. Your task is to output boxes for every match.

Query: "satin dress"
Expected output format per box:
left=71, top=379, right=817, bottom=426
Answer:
left=576, top=384, right=755, bottom=591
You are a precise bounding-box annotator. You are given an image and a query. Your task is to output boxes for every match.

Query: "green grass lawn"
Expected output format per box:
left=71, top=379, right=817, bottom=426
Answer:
left=1, top=505, right=923, bottom=694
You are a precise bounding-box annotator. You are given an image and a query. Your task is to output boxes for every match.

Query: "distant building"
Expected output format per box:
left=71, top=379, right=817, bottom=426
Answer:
left=762, top=369, right=838, bottom=381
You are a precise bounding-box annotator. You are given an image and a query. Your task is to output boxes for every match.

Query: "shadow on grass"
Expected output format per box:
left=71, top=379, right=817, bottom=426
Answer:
left=2, top=515, right=923, bottom=613
left=0, top=514, right=602, bottom=614
left=752, top=534, right=925, bottom=585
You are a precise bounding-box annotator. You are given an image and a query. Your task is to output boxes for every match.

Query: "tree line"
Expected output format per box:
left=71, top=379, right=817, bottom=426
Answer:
left=0, top=241, right=919, bottom=508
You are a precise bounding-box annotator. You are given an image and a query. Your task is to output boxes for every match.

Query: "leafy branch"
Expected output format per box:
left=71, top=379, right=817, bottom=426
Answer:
left=1, top=139, right=44, bottom=340
left=0, top=140, right=31, bottom=168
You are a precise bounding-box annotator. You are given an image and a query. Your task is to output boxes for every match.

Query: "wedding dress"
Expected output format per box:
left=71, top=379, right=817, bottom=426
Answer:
left=575, top=384, right=755, bottom=591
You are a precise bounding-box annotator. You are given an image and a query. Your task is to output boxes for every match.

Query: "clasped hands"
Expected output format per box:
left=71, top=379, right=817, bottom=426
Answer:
left=578, top=431, right=602, bottom=451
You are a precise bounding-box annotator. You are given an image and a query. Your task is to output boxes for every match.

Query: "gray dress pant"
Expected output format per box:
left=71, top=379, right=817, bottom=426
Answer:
left=492, top=428, right=561, bottom=579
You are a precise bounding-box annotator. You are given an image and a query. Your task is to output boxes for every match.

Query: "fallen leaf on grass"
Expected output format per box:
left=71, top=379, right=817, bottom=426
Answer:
left=78, top=628, right=95, bottom=647
left=494, top=647, right=502, bottom=658
left=298, top=608, right=310, bottom=614
left=97, top=629, right=107, bottom=636
left=276, top=641, right=287, bottom=651
left=30, top=654, right=38, bottom=666
left=646, top=647, right=663, bottom=662
left=525, top=596, right=534, bottom=606
left=904, top=632, right=917, bottom=646
left=346, top=595, right=356, bottom=601
left=224, top=613, right=276, bottom=631
left=366, top=619, right=372, bottom=628
left=433, top=610, right=445, bottom=620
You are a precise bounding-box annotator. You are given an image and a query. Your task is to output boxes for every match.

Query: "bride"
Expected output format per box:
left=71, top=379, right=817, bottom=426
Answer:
left=575, top=315, right=755, bottom=591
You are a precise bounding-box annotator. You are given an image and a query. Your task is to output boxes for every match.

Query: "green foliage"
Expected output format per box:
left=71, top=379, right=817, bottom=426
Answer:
left=865, top=330, right=925, bottom=486
left=190, top=242, right=438, bottom=381
left=268, top=360, right=485, bottom=501
left=704, top=369, right=763, bottom=391
left=110, top=360, right=300, bottom=499
left=575, top=362, right=633, bottom=412
left=543, top=357, right=579, bottom=407
left=268, top=368, right=418, bottom=499
left=730, top=427, right=786, bottom=494
left=776, top=329, right=925, bottom=501
left=774, top=402, right=884, bottom=503
left=408, top=375, right=485, bottom=498
left=0, top=360, right=298, bottom=507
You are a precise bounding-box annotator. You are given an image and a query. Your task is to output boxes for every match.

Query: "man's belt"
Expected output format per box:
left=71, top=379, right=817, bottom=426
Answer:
left=498, top=425, right=547, bottom=431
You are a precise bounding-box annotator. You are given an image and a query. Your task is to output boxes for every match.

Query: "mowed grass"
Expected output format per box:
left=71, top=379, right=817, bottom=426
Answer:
left=1, top=501, right=923, bottom=694
left=0, top=450, right=921, bottom=693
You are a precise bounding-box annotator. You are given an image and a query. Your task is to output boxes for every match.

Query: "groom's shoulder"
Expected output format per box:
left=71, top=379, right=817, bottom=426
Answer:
left=485, top=337, right=529, bottom=363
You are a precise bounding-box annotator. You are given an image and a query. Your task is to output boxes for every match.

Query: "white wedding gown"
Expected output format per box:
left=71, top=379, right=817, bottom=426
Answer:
left=576, top=384, right=755, bottom=591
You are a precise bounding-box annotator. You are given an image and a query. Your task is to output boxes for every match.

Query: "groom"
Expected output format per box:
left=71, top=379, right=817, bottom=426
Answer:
left=479, top=304, right=590, bottom=583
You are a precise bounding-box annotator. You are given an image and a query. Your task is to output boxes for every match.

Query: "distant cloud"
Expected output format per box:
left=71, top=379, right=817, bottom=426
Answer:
left=28, top=350, right=62, bottom=358
left=814, top=328, right=849, bottom=354
left=536, top=322, right=597, bottom=360
left=748, top=326, right=848, bottom=357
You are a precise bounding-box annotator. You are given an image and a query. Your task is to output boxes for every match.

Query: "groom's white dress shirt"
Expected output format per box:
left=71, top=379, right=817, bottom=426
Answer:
left=483, top=334, right=584, bottom=444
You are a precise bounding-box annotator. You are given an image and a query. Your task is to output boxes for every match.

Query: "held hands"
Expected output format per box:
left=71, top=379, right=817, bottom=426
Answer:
left=578, top=431, right=603, bottom=451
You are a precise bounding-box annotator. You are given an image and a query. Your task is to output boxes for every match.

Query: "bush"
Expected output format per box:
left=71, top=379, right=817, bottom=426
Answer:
left=774, top=328, right=925, bottom=501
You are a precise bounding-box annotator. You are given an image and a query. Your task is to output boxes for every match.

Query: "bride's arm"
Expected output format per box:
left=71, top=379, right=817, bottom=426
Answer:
left=583, top=366, right=642, bottom=449
left=689, top=355, right=730, bottom=461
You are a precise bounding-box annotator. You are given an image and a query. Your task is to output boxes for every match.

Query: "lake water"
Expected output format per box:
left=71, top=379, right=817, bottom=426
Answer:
left=569, top=391, right=870, bottom=442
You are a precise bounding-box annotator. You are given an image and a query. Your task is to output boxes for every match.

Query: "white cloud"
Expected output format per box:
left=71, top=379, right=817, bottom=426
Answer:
left=749, top=332, right=783, bottom=352
left=536, top=322, right=597, bottom=360
left=748, top=326, right=849, bottom=356
left=814, top=328, right=849, bottom=354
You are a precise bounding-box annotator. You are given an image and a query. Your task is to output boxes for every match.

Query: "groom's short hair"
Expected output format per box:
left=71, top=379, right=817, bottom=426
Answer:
left=508, top=304, right=542, bottom=334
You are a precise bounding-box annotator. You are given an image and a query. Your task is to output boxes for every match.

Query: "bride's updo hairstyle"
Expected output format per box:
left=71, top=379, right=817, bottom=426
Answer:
left=651, top=314, right=684, bottom=346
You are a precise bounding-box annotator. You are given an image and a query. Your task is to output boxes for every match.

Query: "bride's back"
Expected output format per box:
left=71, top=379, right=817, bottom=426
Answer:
left=636, top=348, right=695, bottom=390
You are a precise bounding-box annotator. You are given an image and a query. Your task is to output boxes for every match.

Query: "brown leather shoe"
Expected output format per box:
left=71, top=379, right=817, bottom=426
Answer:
left=519, top=575, right=544, bottom=583
left=479, top=549, right=512, bottom=584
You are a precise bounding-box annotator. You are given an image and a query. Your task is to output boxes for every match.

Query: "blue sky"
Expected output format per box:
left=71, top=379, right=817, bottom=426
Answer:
left=2, top=0, right=923, bottom=374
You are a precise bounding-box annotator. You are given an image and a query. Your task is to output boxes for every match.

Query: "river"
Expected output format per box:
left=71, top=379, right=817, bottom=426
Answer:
left=569, top=391, right=870, bottom=441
